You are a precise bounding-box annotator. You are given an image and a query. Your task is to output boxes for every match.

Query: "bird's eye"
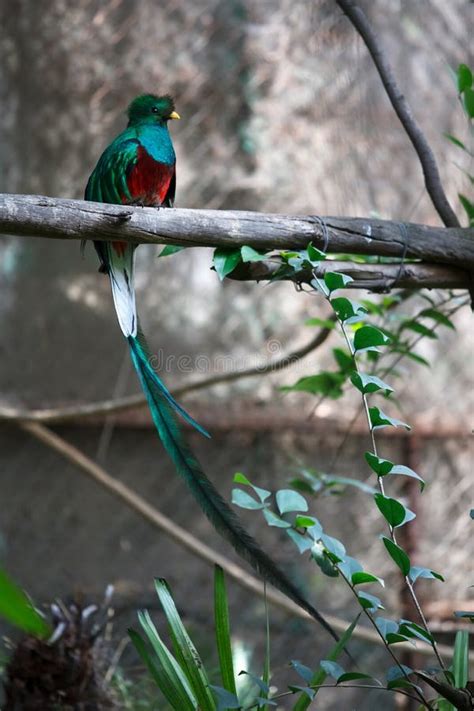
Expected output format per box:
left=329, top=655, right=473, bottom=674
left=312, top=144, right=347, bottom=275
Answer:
left=151, top=106, right=159, bottom=114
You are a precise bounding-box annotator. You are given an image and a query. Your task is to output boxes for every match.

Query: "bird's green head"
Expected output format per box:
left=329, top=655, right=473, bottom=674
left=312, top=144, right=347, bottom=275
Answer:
left=127, top=94, right=180, bottom=126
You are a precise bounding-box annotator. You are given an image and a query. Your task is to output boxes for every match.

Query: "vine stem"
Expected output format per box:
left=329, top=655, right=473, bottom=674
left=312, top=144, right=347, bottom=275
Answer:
left=337, top=317, right=447, bottom=673
left=307, top=275, right=430, bottom=707
left=335, top=566, right=430, bottom=707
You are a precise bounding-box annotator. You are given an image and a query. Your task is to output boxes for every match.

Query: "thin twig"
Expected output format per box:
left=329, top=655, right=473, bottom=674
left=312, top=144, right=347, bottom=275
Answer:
left=17, top=420, right=469, bottom=661
left=0, top=320, right=334, bottom=423
left=270, top=683, right=426, bottom=706
left=335, top=0, right=460, bottom=228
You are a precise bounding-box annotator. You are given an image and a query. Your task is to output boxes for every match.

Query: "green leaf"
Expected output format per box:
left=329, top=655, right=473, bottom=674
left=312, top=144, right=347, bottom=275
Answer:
left=320, top=533, right=346, bottom=562
left=241, top=246, right=267, bottom=262
left=238, top=671, right=270, bottom=696
left=387, top=678, right=421, bottom=692
left=324, top=272, right=353, bottom=292
left=454, top=610, right=474, bottom=622
left=351, top=571, right=384, bottom=587
left=393, top=347, right=430, bottom=367
left=386, top=664, right=413, bottom=683
left=398, top=620, right=433, bottom=644
left=374, top=494, right=409, bottom=527
left=213, top=248, right=242, bottom=281
left=420, top=308, right=455, bottom=330
left=444, top=133, right=466, bottom=149
left=232, top=473, right=271, bottom=503
left=276, top=489, right=308, bottom=515
left=307, top=243, right=326, bottom=262
left=158, top=245, right=186, bottom=257
left=382, top=537, right=411, bottom=575
left=390, top=464, right=426, bottom=491
left=319, top=660, right=345, bottom=680
left=233, top=472, right=252, bottom=486
left=231, top=489, right=265, bottom=510
left=290, top=660, right=314, bottom=684
left=409, top=566, right=444, bottom=584
left=402, top=320, right=437, bottom=339
left=293, top=617, right=360, bottom=711
left=353, top=326, right=390, bottom=352
left=154, top=579, right=217, bottom=710
left=311, top=544, right=339, bottom=577
left=132, top=617, right=197, bottom=711
left=311, top=474, right=376, bottom=495
left=331, top=297, right=368, bottom=322
left=294, top=515, right=321, bottom=531
left=369, top=407, right=411, bottom=431
left=386, top=633, right=411, bottom=645
left=333, top=348, right=354, bottom=374
left=457, top=63, right=473, bottom=92
left=463, top=87, right=474, bottom=118
left=214, top=566, right=237, bottom=697
left=338, top=556, right=363, bottom=579
left=286, top=529, right=314, bottom=554
left=459, top=193, right=474, bottom=224
left=310, top=278, right=330, bottom=297
left=365, top=452, right=394, bottom=477
left=357, top=591, right=383, bottom=612
left=337, top=672, right=377, bottom=684
left=210, top=686, right=241, bottom=710
left=350, top=372, right=393, bottom=395
left=281, top=372, right=345, bottom=399
left=305, top=317, right=336, bottom=329
left=375, top=618, right=398, bottom=639
left=263, top=509, right=291, bottom=528
left=0, top=568, right=51, bottom=639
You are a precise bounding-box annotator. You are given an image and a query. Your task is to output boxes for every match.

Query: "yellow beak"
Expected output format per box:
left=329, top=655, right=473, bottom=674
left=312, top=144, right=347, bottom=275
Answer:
left=169, top=111, right=181, bottom=120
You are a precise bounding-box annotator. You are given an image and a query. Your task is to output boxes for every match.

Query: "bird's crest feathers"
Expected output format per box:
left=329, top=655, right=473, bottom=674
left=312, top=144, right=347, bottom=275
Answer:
left=127, top=94, right=177, bottom=125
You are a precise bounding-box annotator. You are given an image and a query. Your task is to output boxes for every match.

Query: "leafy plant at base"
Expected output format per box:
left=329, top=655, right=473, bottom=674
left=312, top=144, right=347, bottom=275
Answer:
left=229, top=246, right=470, bottom=707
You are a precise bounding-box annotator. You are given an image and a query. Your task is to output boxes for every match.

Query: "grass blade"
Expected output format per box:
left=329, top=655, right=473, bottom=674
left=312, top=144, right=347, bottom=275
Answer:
left=214, top=565, right=237, bottom=696
left=292, top=615, right=360, bottom=711
left=453, top=630, right=469, bottom=689
left=155, top=578, right=217, bottom=711
left=129, top=628, right=197, bottom=711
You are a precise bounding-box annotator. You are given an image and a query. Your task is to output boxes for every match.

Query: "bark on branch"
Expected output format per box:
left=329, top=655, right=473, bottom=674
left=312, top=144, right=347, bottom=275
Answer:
left=231, top=259, right=470, bottom=290
left=0, top=195, right=473, bottom=289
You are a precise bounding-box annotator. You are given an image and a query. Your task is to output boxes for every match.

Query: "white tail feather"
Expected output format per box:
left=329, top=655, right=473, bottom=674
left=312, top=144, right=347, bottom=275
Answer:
left=106, top=243, right=137, bottom=338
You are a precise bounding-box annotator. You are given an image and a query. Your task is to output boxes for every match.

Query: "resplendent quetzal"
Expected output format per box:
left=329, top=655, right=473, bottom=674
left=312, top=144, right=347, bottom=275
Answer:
left=85, top=94, right=338, bottom=640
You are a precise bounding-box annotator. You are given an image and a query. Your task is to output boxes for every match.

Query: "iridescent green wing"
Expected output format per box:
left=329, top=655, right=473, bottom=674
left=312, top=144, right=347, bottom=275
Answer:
left=85, top=132, right=139, bottom=205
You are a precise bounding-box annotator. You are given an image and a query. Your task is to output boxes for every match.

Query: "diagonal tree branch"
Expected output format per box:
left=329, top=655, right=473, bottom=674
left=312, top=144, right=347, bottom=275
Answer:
left=335, top=0, right=460, bottom=228
left=0, top=318, right=335, bottom=423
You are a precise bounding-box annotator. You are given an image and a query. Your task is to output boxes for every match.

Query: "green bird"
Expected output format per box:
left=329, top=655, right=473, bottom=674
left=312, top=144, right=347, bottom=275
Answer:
left=85, top=94, right=338, bottom=640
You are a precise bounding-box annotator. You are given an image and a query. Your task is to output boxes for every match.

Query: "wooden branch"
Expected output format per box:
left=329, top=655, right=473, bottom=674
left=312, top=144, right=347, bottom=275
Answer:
left=230, top=259, right=470, bottom=290
left=19, top=420, right=468, bottom=661
left=0, top=195, right=473, bottom=274
left=335, top=0, right=460, bottom=228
